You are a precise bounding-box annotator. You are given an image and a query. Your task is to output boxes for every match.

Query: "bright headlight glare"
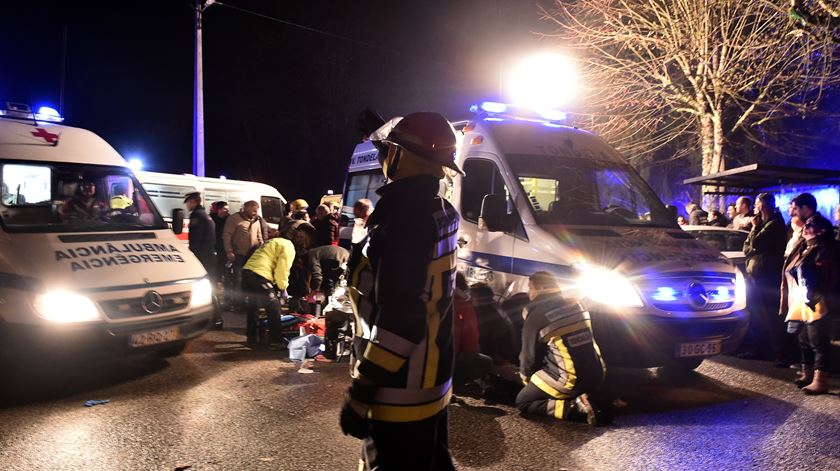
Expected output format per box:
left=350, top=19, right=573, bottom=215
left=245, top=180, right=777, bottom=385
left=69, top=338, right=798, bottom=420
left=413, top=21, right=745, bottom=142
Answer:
left=577, top=265, right=643, bottom=308
left=33, top=291, right=101, bottom=323
left=734, top=269, right=747, bottom=310
left=190, top=278, right=213, bottom=308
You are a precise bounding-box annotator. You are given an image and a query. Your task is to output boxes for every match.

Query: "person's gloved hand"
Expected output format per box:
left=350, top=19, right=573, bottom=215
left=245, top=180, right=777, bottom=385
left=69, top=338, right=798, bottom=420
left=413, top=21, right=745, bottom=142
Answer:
left=339, top=400, right=369, bottom=439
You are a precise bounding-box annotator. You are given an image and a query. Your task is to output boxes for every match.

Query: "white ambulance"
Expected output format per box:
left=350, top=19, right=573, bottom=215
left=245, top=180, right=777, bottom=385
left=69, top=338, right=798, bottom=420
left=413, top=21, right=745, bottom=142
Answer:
left=135, top=171, right=286, bottom=243
left=0, top=104, right=213, bottom=357
left=342, top=102, right=749, bottom=369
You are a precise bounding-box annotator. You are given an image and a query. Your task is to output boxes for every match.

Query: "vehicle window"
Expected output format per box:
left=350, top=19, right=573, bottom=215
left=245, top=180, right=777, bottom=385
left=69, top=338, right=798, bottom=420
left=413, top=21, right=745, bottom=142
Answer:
left=461, top=159, right=508, bottom=223
left=143, top=183, right=195, bottom=219
left=204, top=188, right=227, bottom=206
left=689, top=230, right=748, bottom=253
left=227, top=192, right=247, bottom=212
left=510, top=155, right=673, bottom=228
left=0, top=162, right=166, bottom=233
left=261, top=196, right=285, bottom=224
left=343, top=170, right=385, bottom=217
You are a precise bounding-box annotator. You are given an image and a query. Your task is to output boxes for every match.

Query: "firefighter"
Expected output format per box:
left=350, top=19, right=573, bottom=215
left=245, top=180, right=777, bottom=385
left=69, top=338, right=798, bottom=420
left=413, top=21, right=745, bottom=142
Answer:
left=516, top=271, right=612, bottom=425
left=339, top=112, right=462, bottom=470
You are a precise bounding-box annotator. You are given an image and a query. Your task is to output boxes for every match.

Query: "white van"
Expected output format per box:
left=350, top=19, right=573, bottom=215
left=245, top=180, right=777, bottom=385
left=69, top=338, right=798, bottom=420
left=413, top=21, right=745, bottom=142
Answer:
left=136, top=171, right=286, bottom=241
left=0, top=105, right=213, bottom=356
left=342, top=102, right=749, bottom=369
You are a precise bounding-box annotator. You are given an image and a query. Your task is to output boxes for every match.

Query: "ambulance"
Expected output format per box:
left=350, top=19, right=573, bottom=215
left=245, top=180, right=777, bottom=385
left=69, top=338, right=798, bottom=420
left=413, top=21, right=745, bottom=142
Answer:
left=135, top=171, right=286, bottom=242
left=0, top=104, right=213, bottom=357
left=342, top=102, right=749, bottom=369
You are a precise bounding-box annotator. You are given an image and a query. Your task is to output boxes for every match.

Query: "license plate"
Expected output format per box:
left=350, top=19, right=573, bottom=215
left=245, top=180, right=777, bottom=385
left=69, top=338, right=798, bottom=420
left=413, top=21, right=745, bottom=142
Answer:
left=129, top=326, right=180, bottom=347
left=676, top=340, right=721, bottom=358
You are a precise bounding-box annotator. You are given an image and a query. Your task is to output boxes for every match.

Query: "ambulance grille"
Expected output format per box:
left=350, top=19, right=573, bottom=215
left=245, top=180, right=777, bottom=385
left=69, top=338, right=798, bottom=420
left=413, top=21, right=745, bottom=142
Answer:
left=100, top=291, right=192, bottom=320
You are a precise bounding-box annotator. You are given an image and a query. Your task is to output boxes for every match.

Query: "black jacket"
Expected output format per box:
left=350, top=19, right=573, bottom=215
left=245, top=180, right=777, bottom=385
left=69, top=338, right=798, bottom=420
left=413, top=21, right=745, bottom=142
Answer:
left=188, top=205, right=216, bottom=269
left=743, top=211, right=787, bottom=279
left=689, top=207, right=708, bottom=226
left=307, top=245, right=349, bottom=293
left=346, top=175, right=459, bottom=423
left=520, top=292, right=605, bottom=395
left=210, top=212, right=227, bottom=253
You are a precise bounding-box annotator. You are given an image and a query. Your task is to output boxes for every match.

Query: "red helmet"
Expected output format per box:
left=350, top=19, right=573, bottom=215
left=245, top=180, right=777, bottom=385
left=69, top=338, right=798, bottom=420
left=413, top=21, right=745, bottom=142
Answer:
left=370, top=112, right=464, bottom=175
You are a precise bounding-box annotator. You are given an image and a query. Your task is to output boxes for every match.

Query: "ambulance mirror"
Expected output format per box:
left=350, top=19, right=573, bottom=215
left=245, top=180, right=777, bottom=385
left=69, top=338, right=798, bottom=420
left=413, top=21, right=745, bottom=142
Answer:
left=479, top=194, right=510, bottom=232
left=171, top=208, right=185, bottom=234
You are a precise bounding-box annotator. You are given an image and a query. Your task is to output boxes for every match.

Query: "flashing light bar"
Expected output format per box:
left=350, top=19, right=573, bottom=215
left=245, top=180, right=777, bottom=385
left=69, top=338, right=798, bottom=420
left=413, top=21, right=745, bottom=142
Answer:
left=469, top=101, right=567, bottom=125
left=0, top=102, right=64, bottom=123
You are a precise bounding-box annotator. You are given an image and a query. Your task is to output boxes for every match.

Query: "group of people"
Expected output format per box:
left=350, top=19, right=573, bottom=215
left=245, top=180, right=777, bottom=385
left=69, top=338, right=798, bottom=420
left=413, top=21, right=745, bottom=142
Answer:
left=681, top=193, right=838, bottom=395
left=679, top=196, right=757, bottom=230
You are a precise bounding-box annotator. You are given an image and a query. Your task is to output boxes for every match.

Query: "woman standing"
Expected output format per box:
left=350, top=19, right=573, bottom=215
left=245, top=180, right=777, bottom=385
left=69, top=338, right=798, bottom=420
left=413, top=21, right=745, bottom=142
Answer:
left=742, top=193, right=791, bottom=365
left=781, top=213, right=838, bottom=394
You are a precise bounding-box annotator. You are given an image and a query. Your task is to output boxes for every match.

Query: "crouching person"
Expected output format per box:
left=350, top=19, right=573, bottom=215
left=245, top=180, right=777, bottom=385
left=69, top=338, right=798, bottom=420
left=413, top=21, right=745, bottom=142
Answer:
left=516, top=271, right=611, bottom=425
left=241, top=236, right=296, bottom=345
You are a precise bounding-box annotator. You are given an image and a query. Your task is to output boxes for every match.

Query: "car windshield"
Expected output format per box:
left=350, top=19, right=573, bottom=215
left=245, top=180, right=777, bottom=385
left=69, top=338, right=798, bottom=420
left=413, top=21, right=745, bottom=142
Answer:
left=508, top=155, right=674, bottom=227
left=687, top=230, right=748, bottom=253
left=0, top=161, right=167, bottom=233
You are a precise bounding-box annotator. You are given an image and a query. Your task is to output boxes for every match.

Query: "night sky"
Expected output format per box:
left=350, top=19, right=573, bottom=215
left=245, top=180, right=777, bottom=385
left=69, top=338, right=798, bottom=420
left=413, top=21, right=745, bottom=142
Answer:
left=2, top=0, right=548, bottom=205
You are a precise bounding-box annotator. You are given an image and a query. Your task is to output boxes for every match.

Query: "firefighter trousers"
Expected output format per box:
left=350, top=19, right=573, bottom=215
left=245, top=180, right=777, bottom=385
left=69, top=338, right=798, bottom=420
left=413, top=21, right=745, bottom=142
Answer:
left=359, top=410, right=454, bottom=471
left=515, top=381, right=577, bottom=420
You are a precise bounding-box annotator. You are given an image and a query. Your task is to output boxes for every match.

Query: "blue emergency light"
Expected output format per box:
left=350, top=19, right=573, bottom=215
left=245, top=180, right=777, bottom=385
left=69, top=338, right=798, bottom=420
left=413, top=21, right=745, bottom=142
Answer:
left=0, top=102, right=64, bottom=123
left=469, top=101, right=567, bottom=126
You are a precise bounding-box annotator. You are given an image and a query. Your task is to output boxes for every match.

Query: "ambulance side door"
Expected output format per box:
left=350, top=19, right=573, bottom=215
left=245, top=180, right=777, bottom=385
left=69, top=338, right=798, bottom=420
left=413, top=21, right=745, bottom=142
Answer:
left=456, top=156, right=522, bottom=293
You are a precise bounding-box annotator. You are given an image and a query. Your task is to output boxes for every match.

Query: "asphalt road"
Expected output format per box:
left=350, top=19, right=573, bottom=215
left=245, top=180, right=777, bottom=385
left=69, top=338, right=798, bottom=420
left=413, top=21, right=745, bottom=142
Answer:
left=1, top=312, right=838, bottom=471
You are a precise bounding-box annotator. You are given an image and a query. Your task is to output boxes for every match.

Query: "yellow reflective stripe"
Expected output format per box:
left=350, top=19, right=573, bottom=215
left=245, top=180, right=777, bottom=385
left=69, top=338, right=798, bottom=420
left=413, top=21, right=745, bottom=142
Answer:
left=368, top=387, right=452, bottom=422
left=363, top=342, right=406, bottom=373
left=553, top=399, right=566, bottom=419
left=543, top=320, right=590, bottom=340
left=530, top=373, right=564, bottom=399
left=554, top=337, right=576, bottom=390
left=423, top=252, right=454, bottom=388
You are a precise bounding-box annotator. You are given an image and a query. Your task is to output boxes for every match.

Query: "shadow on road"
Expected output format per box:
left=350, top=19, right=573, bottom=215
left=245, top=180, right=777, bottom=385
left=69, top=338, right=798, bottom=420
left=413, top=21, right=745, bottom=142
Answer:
left=449, top=400, right=509, bottom=467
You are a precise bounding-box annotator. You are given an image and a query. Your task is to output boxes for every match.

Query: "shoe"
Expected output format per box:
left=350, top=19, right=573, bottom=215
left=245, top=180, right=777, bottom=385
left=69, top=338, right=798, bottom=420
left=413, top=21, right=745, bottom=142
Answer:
left=802, top=370, right=829, bottom=395
left=793, top=365, right=814, bottom=388
left=314, top=354, right=335, bottom=363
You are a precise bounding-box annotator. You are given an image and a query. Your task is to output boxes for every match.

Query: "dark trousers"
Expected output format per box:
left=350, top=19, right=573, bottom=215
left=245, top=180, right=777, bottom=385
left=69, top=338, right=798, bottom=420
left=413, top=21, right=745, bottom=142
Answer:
left=323, top=310, right=353, bottom=359
left=231, top=254, right=249, bottom=307
left=453, top=352, right=494, bottom=385
left=360, top=410, right=454, bottom=471
left=516, top=381, right=576, bottom=420
left=798, top=317, right=832, bottom=371
left=241, top=269, right=282, bottom=341
left=746, top=276, right=796, bottom=361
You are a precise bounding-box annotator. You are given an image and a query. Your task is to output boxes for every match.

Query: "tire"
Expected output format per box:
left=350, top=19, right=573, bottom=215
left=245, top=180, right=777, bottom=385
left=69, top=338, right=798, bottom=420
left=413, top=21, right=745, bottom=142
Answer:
left=155, top=341, right=187, bottom=358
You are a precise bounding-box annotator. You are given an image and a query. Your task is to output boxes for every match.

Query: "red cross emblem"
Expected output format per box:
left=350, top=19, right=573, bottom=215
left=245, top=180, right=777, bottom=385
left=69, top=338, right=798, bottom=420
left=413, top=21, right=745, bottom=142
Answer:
left=31, top=127, right=60, bottom=144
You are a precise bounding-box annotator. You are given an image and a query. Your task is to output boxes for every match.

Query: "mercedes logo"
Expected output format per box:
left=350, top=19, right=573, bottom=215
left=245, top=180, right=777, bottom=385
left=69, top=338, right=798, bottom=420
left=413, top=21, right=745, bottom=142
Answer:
left=141, top=290, right=164, bottom=314
left=687, top=282, right=709, bottom=308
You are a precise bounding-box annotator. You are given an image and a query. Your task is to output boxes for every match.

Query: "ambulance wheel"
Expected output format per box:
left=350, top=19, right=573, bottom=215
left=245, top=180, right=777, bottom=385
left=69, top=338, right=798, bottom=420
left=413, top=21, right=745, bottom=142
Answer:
left=156, top=341, right=187, bottom=358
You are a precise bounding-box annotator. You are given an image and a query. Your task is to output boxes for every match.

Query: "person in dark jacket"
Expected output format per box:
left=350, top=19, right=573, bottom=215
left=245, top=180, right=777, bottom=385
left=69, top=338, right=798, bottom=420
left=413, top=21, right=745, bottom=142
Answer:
left=686, top=202, right=708, bottom=225
left=741, top=192, right=794, bottom=365
left=210, top=201, right=230, bottom=285
left=516, top=271, right=610, bottom=425
left=340, top=112, right=461, bottom=470
left=312, top=204, right=340, bottom=247
left=781, top=193, right=838, bottom=395
left=184, top=192, right=216, bottom=273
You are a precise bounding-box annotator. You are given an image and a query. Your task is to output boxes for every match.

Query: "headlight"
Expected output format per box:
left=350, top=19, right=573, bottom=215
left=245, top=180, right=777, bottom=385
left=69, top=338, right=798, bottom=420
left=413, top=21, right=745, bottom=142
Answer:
left=33, top=291, right=101, bottom=323
left=734, top=269, right=747, bottom=310
left=577, top=264, right=643, bottom=308
left=190, top=278, right=213, bottom=308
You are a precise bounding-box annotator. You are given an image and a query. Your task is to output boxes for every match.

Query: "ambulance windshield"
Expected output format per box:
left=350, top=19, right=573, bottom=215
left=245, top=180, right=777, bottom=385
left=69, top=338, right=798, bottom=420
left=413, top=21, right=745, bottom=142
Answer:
left=510, top=155, right=675, bottom=228
left=0, top=162, right=167, bottom=232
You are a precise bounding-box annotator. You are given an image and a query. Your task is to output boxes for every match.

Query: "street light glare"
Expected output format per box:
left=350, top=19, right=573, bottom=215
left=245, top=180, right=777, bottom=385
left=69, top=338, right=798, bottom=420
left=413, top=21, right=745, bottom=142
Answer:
left=507, top=52, right=578, bottom=109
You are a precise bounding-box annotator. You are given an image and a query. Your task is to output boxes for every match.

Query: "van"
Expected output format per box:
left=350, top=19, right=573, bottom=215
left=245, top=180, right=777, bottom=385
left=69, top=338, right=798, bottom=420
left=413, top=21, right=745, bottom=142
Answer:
left=0, top=105, right=213, bottom=357
left=342, top=102, right=749, bottom=369
left=136, top=171, right=286, bottom=241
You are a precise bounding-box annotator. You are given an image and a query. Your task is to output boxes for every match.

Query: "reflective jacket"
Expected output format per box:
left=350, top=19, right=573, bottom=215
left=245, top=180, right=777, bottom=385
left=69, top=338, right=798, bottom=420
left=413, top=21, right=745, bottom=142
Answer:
left=346, top=175, right=459, bottom=423
left=519, top=292, right=605, bottom=398
left=242, top=237, right=296, bottom=290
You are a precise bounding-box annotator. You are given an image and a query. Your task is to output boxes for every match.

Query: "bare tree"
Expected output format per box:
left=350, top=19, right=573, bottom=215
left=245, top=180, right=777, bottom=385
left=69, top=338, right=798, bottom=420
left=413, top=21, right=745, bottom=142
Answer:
left=542, top=0, right=840, bottom=196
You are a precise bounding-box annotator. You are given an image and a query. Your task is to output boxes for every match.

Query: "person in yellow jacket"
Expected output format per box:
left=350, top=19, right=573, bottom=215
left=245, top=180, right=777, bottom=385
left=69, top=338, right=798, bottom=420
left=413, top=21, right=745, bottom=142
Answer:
left=242, top=236, right=295, bottom=344
left=340, top=112, right=463, bottom=471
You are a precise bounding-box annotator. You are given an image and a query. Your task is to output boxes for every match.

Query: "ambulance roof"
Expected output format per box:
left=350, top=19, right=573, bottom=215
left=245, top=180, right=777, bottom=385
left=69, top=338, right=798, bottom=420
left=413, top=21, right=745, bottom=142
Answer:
left=136, top=171, right=286, bottom=202
left=0, top=118, right=126, bottom=167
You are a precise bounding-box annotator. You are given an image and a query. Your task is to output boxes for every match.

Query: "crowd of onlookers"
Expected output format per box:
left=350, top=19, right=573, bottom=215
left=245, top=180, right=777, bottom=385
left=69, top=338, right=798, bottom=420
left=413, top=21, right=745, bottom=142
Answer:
left=674, top=193, right=838, bottom=395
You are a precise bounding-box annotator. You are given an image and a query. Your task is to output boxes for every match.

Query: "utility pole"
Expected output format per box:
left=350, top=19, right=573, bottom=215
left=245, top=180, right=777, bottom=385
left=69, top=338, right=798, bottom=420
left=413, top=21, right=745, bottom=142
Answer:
left=193, top=0, right=208, bottom=177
